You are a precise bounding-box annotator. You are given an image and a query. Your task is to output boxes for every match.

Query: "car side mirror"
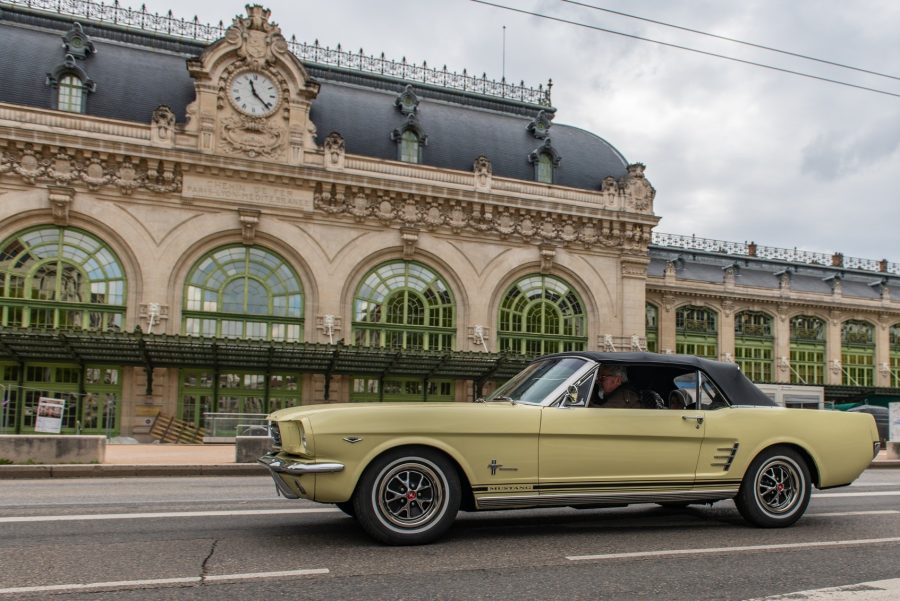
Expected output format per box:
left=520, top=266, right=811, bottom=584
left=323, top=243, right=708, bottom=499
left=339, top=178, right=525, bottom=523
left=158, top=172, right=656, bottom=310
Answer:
left=563, top=384, right=585, bottom=407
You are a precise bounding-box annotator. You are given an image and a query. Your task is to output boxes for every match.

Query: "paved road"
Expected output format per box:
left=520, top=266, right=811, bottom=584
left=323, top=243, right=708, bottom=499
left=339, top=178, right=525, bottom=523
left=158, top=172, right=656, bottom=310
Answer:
left=0, top=471, right=898, bottom=600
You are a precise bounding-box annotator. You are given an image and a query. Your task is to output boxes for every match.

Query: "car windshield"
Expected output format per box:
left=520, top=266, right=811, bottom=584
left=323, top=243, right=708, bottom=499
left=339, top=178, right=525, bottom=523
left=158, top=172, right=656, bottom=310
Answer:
left=485, top=357, right=590, bottom=405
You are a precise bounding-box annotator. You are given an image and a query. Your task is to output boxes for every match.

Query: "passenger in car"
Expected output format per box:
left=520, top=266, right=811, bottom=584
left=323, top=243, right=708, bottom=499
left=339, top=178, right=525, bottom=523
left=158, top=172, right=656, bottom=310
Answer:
left=593, top=365, right=641, bottom=408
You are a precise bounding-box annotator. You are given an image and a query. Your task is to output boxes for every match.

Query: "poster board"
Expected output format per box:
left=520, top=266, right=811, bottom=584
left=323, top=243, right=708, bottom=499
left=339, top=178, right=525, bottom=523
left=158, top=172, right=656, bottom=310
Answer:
left=35, top=397, right=65, bottom=434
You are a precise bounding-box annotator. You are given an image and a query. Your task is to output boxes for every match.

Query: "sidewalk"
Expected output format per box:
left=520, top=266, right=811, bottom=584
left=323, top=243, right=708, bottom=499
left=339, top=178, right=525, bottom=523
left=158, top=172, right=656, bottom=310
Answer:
left=0, top=443, right=266, bottom=479
left=0, top=444, right=898, bottom=479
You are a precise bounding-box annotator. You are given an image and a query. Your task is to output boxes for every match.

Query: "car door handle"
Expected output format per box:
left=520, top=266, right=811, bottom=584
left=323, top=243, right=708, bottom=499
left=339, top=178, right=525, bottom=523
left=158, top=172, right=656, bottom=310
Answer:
left=682, top=415, right=704, bottom=428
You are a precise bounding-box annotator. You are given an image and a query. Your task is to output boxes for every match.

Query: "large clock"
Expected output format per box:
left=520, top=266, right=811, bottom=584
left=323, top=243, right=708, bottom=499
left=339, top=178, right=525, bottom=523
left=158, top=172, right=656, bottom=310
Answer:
left=228, top=70, right=280, bottom=117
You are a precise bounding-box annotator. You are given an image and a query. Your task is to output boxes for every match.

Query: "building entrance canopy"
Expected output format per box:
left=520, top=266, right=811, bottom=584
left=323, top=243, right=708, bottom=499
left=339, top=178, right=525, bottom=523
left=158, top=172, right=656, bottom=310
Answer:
left=0, top=327, right=530, bottom=385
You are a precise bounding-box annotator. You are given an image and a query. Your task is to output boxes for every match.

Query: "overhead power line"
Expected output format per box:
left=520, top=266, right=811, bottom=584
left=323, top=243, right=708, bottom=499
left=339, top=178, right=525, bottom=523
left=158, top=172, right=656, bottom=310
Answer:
left=469, top=0, right=900, bottom=99
left=561, top=0, right=900, bottom=83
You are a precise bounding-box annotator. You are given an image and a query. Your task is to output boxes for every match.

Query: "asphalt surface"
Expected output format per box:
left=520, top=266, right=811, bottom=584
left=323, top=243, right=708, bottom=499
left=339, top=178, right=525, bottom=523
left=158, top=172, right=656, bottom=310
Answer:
left=0, top=471, right=898, bottom=600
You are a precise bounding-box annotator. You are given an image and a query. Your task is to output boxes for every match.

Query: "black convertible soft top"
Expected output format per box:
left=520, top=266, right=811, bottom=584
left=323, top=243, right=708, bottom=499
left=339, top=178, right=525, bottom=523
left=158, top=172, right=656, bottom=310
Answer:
left=545, top=351, right=778, bottom=407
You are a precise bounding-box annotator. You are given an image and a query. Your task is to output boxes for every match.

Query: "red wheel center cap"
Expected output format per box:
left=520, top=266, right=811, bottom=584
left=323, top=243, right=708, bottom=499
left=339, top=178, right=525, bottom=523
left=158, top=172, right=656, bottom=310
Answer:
left=776, top=483, right=784, bottom=493
left=406, top=491, right=417, bottom=501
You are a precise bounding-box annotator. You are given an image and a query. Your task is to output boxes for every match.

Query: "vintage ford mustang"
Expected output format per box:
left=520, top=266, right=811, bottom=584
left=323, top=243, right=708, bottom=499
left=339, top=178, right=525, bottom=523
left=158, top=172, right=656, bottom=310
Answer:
left=259, top=352, right=881, bottom=545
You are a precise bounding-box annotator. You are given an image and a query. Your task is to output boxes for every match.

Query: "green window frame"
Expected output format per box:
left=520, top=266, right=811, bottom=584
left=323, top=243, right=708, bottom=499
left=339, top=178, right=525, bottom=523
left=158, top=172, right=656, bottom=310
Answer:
left=350, top=377, right=454, bottom=402
left=352, top=260, right=455, bottom=351
left=182, top=245, right=303, bottom=341
left=734, top=311, right=774, bottom=382
left=498, top=275, right=587, bottom=357
left=58, top=74, right=84, bottom=113
left=645, top=303, right=658, bottom=353
left=841, top=320, right=874, bottom=387
left=0, top=226, right=126, bottom=331
left=789, top=315, right=825, bottom=385
left=675, top=305, right=717, bottom=359
left=399, top=130, right=420, bottom=163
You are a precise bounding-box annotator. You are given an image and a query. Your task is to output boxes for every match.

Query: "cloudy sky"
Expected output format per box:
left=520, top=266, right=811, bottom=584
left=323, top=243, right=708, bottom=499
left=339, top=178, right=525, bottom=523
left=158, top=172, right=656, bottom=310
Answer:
left=130, top=0, right=899, bottom=262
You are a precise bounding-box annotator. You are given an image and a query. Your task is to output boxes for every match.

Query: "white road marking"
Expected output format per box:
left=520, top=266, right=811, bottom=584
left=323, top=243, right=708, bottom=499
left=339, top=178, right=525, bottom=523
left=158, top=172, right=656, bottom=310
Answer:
left=566, top=537, right=900, bottom=561
left=813, top=491, right=900, bottom=498
left=0, top=508, right=339, bottom=523
left=809, top=510, right=899, bottom=517
left=743, top=578, right=900, bottom=601
left=0, top=568, right=329, bottom=595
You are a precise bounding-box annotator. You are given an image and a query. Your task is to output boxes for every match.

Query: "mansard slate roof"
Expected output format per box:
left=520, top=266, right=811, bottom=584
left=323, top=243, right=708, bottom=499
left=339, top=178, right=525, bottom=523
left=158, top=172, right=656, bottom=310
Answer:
left=0, top=5, right=629, bottom=190
left=648, top=246, right=900, bottom=301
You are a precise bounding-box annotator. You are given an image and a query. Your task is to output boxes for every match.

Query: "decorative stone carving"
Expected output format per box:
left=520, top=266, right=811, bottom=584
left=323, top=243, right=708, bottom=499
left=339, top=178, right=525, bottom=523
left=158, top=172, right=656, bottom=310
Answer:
left=309, top=183, right=655, bottom=252
left=401, top=228, right=419, bottom=258
left=395, top=84, right=420, bottom=115
left=473, top=155, right=492, bottom=192
left=62, top=22, right=96, bottom=60
left=238, top=208, right=261, bottom=244
left=662, top=293, right=676, bottom=313
left=323, top=132, right=345, bottom=170
left=527, top=109, right=553, bottom=139
left=48, top=186, right=74, bottom=225
left=539, top=244, right=556, bottom=274
left=621, top=261, right=647, bottom=277
left=622, top=163, right=655, bottom=213
left=221, top=115, right=285, bottom=158
left=151, top=105, right=176, bottom=147
left=722, top=299, right=735, bottom=317
left=1, top=143, right=181, bottom=195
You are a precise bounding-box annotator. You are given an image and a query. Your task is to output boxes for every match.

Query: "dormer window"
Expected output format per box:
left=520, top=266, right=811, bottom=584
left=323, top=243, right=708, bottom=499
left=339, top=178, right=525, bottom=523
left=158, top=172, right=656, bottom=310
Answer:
left=536, top=153, right=553, bottom=183
left=47, top=54, right=95, bottom=114
left=529, top=138, right=561, bottom=184
left=391, top=113, right=427, bottom=164
left=400, top=130, right=420, bottom=163
left=57, top=74, right=85, bottom=113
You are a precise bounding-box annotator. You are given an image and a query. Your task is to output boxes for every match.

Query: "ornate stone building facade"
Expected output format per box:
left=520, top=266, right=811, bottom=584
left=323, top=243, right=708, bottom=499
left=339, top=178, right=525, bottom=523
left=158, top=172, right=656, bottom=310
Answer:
left=0, top=3, right=657, bottom=436
left=0, top=3, right=896, bottom=438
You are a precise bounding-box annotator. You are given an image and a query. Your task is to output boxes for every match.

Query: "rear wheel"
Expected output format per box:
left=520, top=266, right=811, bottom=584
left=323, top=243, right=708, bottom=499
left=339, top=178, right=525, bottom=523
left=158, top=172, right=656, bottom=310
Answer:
left=353, top=447, right=460, bottom=545
left=734, top=446, right=810, bottom=528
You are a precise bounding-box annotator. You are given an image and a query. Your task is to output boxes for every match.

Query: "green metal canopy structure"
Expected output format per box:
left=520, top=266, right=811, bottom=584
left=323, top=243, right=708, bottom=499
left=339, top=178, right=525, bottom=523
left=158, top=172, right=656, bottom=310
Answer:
left=0, top=327, right=531, bottom=398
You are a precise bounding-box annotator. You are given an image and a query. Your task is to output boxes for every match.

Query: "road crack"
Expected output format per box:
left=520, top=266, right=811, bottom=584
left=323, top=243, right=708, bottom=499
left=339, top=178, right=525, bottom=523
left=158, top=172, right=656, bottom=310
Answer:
left=199, top=539, right=219, bottom=584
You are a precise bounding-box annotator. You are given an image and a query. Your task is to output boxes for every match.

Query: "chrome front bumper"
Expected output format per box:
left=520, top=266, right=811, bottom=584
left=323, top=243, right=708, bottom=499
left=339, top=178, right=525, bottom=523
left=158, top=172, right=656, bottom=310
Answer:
left=257, top=452, right=345, bottom=474
left=257, top=452, right=345, bottom=500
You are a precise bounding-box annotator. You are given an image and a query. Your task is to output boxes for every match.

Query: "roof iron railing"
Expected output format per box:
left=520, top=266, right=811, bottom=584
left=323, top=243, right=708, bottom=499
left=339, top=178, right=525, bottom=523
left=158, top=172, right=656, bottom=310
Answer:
left=652, top=232, right=899, bottom=275
left=3, top=0, right=553, bottom=106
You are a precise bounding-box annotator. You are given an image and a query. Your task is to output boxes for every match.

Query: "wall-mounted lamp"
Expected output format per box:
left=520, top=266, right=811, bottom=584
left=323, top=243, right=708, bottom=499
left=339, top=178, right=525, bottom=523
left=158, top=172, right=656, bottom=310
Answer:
left=324, top=314, right=335, bottom=345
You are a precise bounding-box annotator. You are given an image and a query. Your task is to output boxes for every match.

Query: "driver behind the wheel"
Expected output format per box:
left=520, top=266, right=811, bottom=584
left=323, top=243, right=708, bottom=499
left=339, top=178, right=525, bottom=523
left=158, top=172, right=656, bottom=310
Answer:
left=592, top=365, right=640, bottom=408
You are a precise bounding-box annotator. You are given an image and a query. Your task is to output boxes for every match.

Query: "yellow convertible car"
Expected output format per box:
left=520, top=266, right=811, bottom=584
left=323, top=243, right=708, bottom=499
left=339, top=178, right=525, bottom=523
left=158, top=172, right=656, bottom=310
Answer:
left=259, top=352, right=880, bottom=545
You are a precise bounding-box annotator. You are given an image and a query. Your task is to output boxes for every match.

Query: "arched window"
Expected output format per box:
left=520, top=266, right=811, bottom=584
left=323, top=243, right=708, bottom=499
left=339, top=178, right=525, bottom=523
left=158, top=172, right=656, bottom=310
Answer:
left=734, top=311, right=774, bottom=382
left=645, top=303, right=658, bottom=352
left=0, top=226, right=125, bottom=435
left=498, top=275, right=586, bottom=356
left=529, top=138, right=560, bottom=184
left=182, top=245, right=303, bottom=341
left=675, top=305, right=717, bottom=359
left=0, top=226, right=125, bottom=331
left=58, top=74, right=84, bottom=113
left=789, top=315, right=825, bottom=385
left=353, top=260, right=455, bottom=350
left=841, top=320, right=874, bottom=387
left=179, top=245, right=304, bottom=425
left=400, top=130, right=420, bottom=163
left=536, top=153, right=553, bottom=183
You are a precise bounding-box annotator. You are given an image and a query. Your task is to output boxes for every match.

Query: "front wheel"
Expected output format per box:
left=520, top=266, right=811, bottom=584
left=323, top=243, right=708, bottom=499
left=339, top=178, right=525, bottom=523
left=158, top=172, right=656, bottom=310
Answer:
left=353, top=447, right=461, bottom=545
left=734, top=446, right=811, bottom=528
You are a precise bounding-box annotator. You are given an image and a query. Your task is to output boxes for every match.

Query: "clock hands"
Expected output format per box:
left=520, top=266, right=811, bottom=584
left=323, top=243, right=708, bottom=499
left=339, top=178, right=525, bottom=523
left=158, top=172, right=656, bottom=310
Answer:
left=248, top=79, right=272, bottom=110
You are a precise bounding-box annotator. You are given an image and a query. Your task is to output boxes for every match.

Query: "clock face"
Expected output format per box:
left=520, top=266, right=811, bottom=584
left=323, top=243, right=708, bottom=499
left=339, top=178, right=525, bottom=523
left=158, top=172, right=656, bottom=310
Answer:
left=229, top=71, right=280, bottom=117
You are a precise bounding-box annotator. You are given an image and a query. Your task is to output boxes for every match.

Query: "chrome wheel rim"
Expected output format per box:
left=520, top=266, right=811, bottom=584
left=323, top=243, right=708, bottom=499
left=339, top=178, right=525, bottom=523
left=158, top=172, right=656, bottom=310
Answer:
left=375, top=461, right=445, bottom=530
left=754, top=457, right=803, bottom=516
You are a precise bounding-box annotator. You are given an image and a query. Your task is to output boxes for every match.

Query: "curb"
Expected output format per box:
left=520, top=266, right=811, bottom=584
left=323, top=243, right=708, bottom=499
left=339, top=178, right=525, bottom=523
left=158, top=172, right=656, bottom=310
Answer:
left=0, top=463, right=267, bottom=478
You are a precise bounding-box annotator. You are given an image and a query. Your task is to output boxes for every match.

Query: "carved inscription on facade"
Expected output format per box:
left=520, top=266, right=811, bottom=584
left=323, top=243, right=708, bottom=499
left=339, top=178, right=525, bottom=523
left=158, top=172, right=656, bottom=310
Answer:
left=182, top=174, right=312, bottom=211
